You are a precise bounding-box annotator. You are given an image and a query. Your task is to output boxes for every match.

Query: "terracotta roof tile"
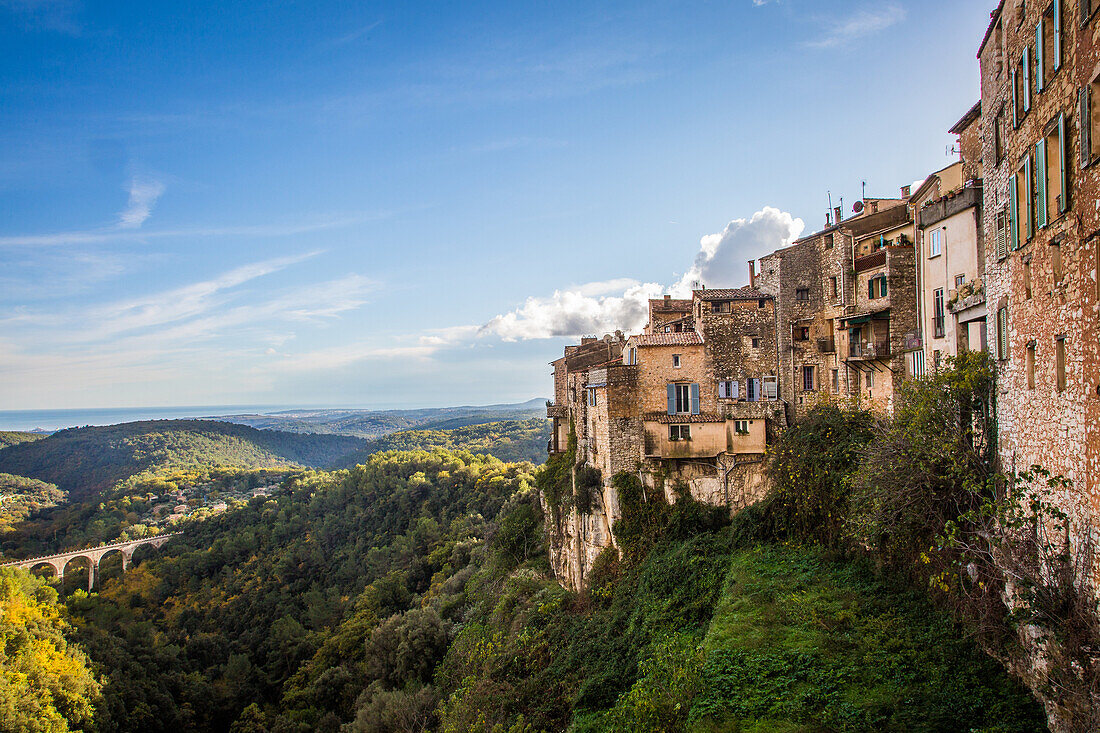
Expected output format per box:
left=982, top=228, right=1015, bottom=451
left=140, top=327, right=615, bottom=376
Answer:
left=644, top=412, right=725, bottom=424
left=693, top=287, right=771, bottom=301
left=650, top=298, right=693, bottom=312
left=630, top=332, right=704, bottom=347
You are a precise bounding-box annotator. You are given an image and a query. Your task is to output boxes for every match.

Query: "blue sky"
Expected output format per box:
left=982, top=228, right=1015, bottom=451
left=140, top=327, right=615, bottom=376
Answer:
left=1, top=0, right=991, bottom=409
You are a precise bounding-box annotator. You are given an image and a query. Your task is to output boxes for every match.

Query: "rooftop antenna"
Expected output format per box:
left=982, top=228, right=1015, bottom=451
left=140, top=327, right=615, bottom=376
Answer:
left=861, top=181, right=866, bottom=200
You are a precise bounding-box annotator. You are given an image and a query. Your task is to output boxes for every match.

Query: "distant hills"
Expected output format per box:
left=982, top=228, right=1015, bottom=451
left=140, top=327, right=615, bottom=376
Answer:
left=0, top=431, right=46, bottom=450
left=209, top=398, right=547, bottom=438
left=0, top=403, right=551, bottom=502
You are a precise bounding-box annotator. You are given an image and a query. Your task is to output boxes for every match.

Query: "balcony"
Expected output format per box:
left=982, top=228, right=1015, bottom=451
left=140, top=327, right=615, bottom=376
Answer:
left=847, top=340, right=891, bottom=360
left=546, top=402, right=568, bottom=419
left=854, top=250, right=887, bottom=273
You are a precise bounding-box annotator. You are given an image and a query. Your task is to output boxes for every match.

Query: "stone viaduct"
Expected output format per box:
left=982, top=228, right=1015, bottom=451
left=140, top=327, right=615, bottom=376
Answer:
left=1, top=532, right=182, bottom=591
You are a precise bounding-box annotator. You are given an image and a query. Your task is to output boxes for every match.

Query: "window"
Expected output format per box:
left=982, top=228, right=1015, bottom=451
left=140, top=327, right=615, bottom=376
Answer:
left=996, top=207, right=1010, bottom=260
left=672, top=354, right=681, bottom=368
left=587, top=388, right=597, bottom=407
left=1036, top=1, right=1062, bottom=93
left=866, top=370, right=874, bottom=389
left=746, top=378, right=759, bottom=402
left=1026, top=341, right=1036, bottom=388
left=669, top=424, right=691, bottom=441
left=933, top=288, right=946, bottom=338
left=625, top=347, right=637, bottom=365
left=762, top=376, right=778, bottom=400
left=758, top=298, right=767, bottom=309
left=996, top=306, right=1010, bottom=361
left=801, top=365, right=815, bottom=391
left=825, top=233, right=834, bottom=249
left=712, top=300, right=730, bottom=314
left=668, top=383, right=699, bottom=415
left=955, top=274, right=966, bottom=289
left=867, top=274, right=887, bottom=299
left=852, top=370, right=861, bottom=391
left=733, top=420, right=750, bottom=434
left=1013, top=47, right=1032, bottom=127
left=751, top=337, right=761, bottom=349
left=1052, top=240, right=1063, bottom=283
left=994, top=112, right=1005, bottom=165
left=1083, top=0, right=1096, bottom=27
left=718, top=380, right=739, bottom=399
left=831, top=368, right=839, bottom=393
left=1055, top=336, right=1066, bottom=391
left=912, top=349, right=926, bottom=379
left=795, top=288, right=810, bottom=302
left=795, top=326, right=810, bottom=341
left=929, top=229, right=942, bottom=258
left=1024, top=259, right=1033, bottom=298
left=830, top=276, right=839, bottom=300
left=1010, top=154, right=1034, bottom=248
left=1037, top=113, right=1068, bottom=225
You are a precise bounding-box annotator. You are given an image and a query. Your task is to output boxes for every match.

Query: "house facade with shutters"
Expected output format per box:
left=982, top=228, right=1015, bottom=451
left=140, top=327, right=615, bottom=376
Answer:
left=978, top=0, right=1100, bottom=585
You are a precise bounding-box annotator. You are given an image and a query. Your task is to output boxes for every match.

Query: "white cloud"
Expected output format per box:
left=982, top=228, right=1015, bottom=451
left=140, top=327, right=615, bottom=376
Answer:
left=117, top=176, right=165, bottom=228
left=674, top=206, right=804, bottom=293
left=269, top=342, right=439, bottom=372
left=804, top=3, right=905, bottom=50
left=478, top=206, right=803, bottom=342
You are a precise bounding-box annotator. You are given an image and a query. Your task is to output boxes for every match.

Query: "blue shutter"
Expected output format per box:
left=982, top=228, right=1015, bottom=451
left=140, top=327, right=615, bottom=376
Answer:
left=1058, top=112, right=1068, bottom=212
left=1036, top=21, right=1044, bottom=93
left=751, top=378, right=761, bottom=402
left=731, top=380, right=739, bottom=400
left=1054, top=0, right=1062, bottom=71
left=718, top=381, right=727, bottom=399
left=1036, top=139, right=1048, bottom=228
left=690, top=383, right=700, bottom=415
left=667, top=384, right=676, bottom=415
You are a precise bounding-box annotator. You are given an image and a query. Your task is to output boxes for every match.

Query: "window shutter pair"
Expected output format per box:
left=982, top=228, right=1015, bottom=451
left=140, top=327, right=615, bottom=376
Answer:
left=1081, top=89, right=1092, bottom=168
left=1036, top=138, right=1048, bottom=228
left=719, top=380, right=739, bottom=400
left=690, top=383, right=700, bottom=415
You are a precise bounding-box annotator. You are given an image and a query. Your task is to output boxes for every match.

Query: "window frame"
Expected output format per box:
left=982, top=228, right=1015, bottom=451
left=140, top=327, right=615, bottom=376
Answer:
left=933, top=288, right=946, bottom=338
left=668, top=424, right=691, bottom=442
left=929, top=229, right=943, bottom=258
left=672, top=353, right=682, bottom=369
left=801, top=365, right=815, bottom=392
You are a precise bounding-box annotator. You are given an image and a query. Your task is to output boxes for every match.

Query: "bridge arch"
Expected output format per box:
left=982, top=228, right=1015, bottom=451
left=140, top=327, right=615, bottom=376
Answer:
left=28, top=559, right=62, bottom=579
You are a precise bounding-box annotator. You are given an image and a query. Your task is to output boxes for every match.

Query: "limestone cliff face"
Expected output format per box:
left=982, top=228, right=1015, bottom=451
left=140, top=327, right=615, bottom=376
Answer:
left=543, top=460, right=769, bottom=591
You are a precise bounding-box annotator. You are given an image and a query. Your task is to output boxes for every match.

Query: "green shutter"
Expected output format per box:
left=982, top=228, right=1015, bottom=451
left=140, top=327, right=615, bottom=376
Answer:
left=1012, top=68, right=1020, bottom=127
left=1036, top=21, right=1045, bottom=93
left=1023, top=46, right=1031, bottom=112
left=1008, top=175, right=1018, bottom=254
left=1024, top=153, right=1034, bottom=238
left=1054, top=0, right=1062, bottom=70
left=880, top=276, right=888, bottom=298
left=1058, top=112, right=1068, bottom=212
left=1036, top=139, right=1048, bottom=228
left=868, top=278, right=874, bottom=299
left=667, top=384, right=676, bottom=415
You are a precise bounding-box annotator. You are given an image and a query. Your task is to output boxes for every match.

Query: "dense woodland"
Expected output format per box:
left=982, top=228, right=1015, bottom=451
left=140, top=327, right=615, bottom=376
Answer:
left=0, top=368, right=1071, bottom=731
left=0, top=430, right=45, bottom=449
left=333, top=418, right=550, bottom=467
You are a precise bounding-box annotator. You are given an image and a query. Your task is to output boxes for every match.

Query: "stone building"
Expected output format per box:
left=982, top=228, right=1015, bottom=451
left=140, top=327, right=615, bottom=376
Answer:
left=977, top=0, right=1100, bottom=581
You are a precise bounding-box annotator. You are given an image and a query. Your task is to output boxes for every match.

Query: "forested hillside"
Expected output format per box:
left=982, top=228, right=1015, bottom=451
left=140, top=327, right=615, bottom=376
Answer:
left=332, top=418, right=550, bottom=467
left=0, top=420, right=365, bottom=499
left=17, top=447, right=1040, bottom=733
left=0, top=430, right=46, bottom=449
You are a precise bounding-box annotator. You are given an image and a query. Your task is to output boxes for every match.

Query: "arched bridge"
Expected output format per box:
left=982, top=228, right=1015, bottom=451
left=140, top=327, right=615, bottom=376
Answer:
left=1, top=532, right=182, bottom=591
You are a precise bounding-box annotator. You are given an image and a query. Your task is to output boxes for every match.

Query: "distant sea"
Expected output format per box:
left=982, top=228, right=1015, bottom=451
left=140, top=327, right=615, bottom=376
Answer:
left=0, top=405, right=311, bottom=433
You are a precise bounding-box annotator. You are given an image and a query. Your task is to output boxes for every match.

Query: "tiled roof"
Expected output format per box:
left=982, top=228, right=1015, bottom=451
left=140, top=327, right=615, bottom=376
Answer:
left=630, top=332, right=704, bottom=347
left=650, top=298, right=693, bottom=312
left=693, top=287, right=770, bottom=301
left=644, top=412, right=725, bottom=424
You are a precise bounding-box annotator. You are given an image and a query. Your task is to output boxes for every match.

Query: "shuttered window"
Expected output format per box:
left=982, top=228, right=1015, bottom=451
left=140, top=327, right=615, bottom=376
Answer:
left=1036, top=20, right=1045, bottom=92
left=1057, top=112, right=1068, bottom=213
left=1007, top=177, right=1017, bottom=256
left=996, top=207, right=1009, bottom=260
left=1081, top=87, right=1092, bottom=169
left=1023, top=46, right=1032, bottom=113
left=1012, top=67, right=1020, bottom=128
left=762, top=376, right=778, bottom=400
left=1036, top=138, right=1048, bottom=228
left=718, top=380, right=739, bottom=400
left=1054, top=0, right=1062, bottom=71
left=996, top=306, right=1010, bottom=361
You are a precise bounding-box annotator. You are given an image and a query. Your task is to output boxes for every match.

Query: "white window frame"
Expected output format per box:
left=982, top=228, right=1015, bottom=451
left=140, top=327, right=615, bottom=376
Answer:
left=929, top=229, right=943, bottom=258
left=672, top=354, right=682, bottom=368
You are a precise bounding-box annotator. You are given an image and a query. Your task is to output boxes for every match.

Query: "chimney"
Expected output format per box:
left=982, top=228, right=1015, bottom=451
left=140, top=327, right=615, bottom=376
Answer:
left=748, top=260, right=758, bottom=288
left=834, top=206, right=843, bottom=224
left=901, top=184, right=912, bottom=198
left=664, top=294, right=670, bottom=301
left=826, top=212, right=832, bottom=227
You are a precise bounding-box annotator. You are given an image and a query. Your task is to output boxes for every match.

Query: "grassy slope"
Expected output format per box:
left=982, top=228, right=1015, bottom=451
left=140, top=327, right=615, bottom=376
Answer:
left=332, top=418, right=550, bottom=468
left=688, top=545, right=1045, bottom=732
left=0, top=420, right=365, bottom=499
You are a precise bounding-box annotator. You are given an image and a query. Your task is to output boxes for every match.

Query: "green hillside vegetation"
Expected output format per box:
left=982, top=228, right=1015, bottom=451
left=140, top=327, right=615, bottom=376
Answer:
left=333, top=418, right=550, bottom=468
left=0, top=420, right=366, bottom=500
left=0, top=430, right=46, bottom=449
left=0, top=473, right=66, bottom=534
left=24, top=444, right=1041, bottom=732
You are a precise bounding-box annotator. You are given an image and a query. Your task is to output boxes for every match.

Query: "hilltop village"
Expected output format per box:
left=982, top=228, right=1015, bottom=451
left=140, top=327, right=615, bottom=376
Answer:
left=547, top=0, right=1100, bottom=590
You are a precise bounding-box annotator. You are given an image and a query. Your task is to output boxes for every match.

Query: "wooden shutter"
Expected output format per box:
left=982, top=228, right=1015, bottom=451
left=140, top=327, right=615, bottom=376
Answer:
left=690, top=383, right=700, bottom=415
left=1036, top=139, right=1048, bottom=228
left=1082, top=0, right=1092, bottom=27
left=1081, top=88, right=1092, bottom=169
left=1025, top=153, right=1035, bottom=238
left=1023, top=46, right=1031, bottom=112
left=718, top=381, right=727, bottom=399
left=731, top=381, right=739, bottom=400
left=1007, top=177, right=1018, bottom=256
left=881, top=275, right=888, bottom=298
left=666, top=384, right=676, bottom=415
left=867, top=278, right=874, bottom=299
left=1036, top=21, right=1045, bottom=93
left=1058, top=112, right=1068, bottom=212
left=752, top=378, right=762, bottom=402
left=996, top=208, right=1008, bottom=260
left=1054, top=0, right=1062, bottom=70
